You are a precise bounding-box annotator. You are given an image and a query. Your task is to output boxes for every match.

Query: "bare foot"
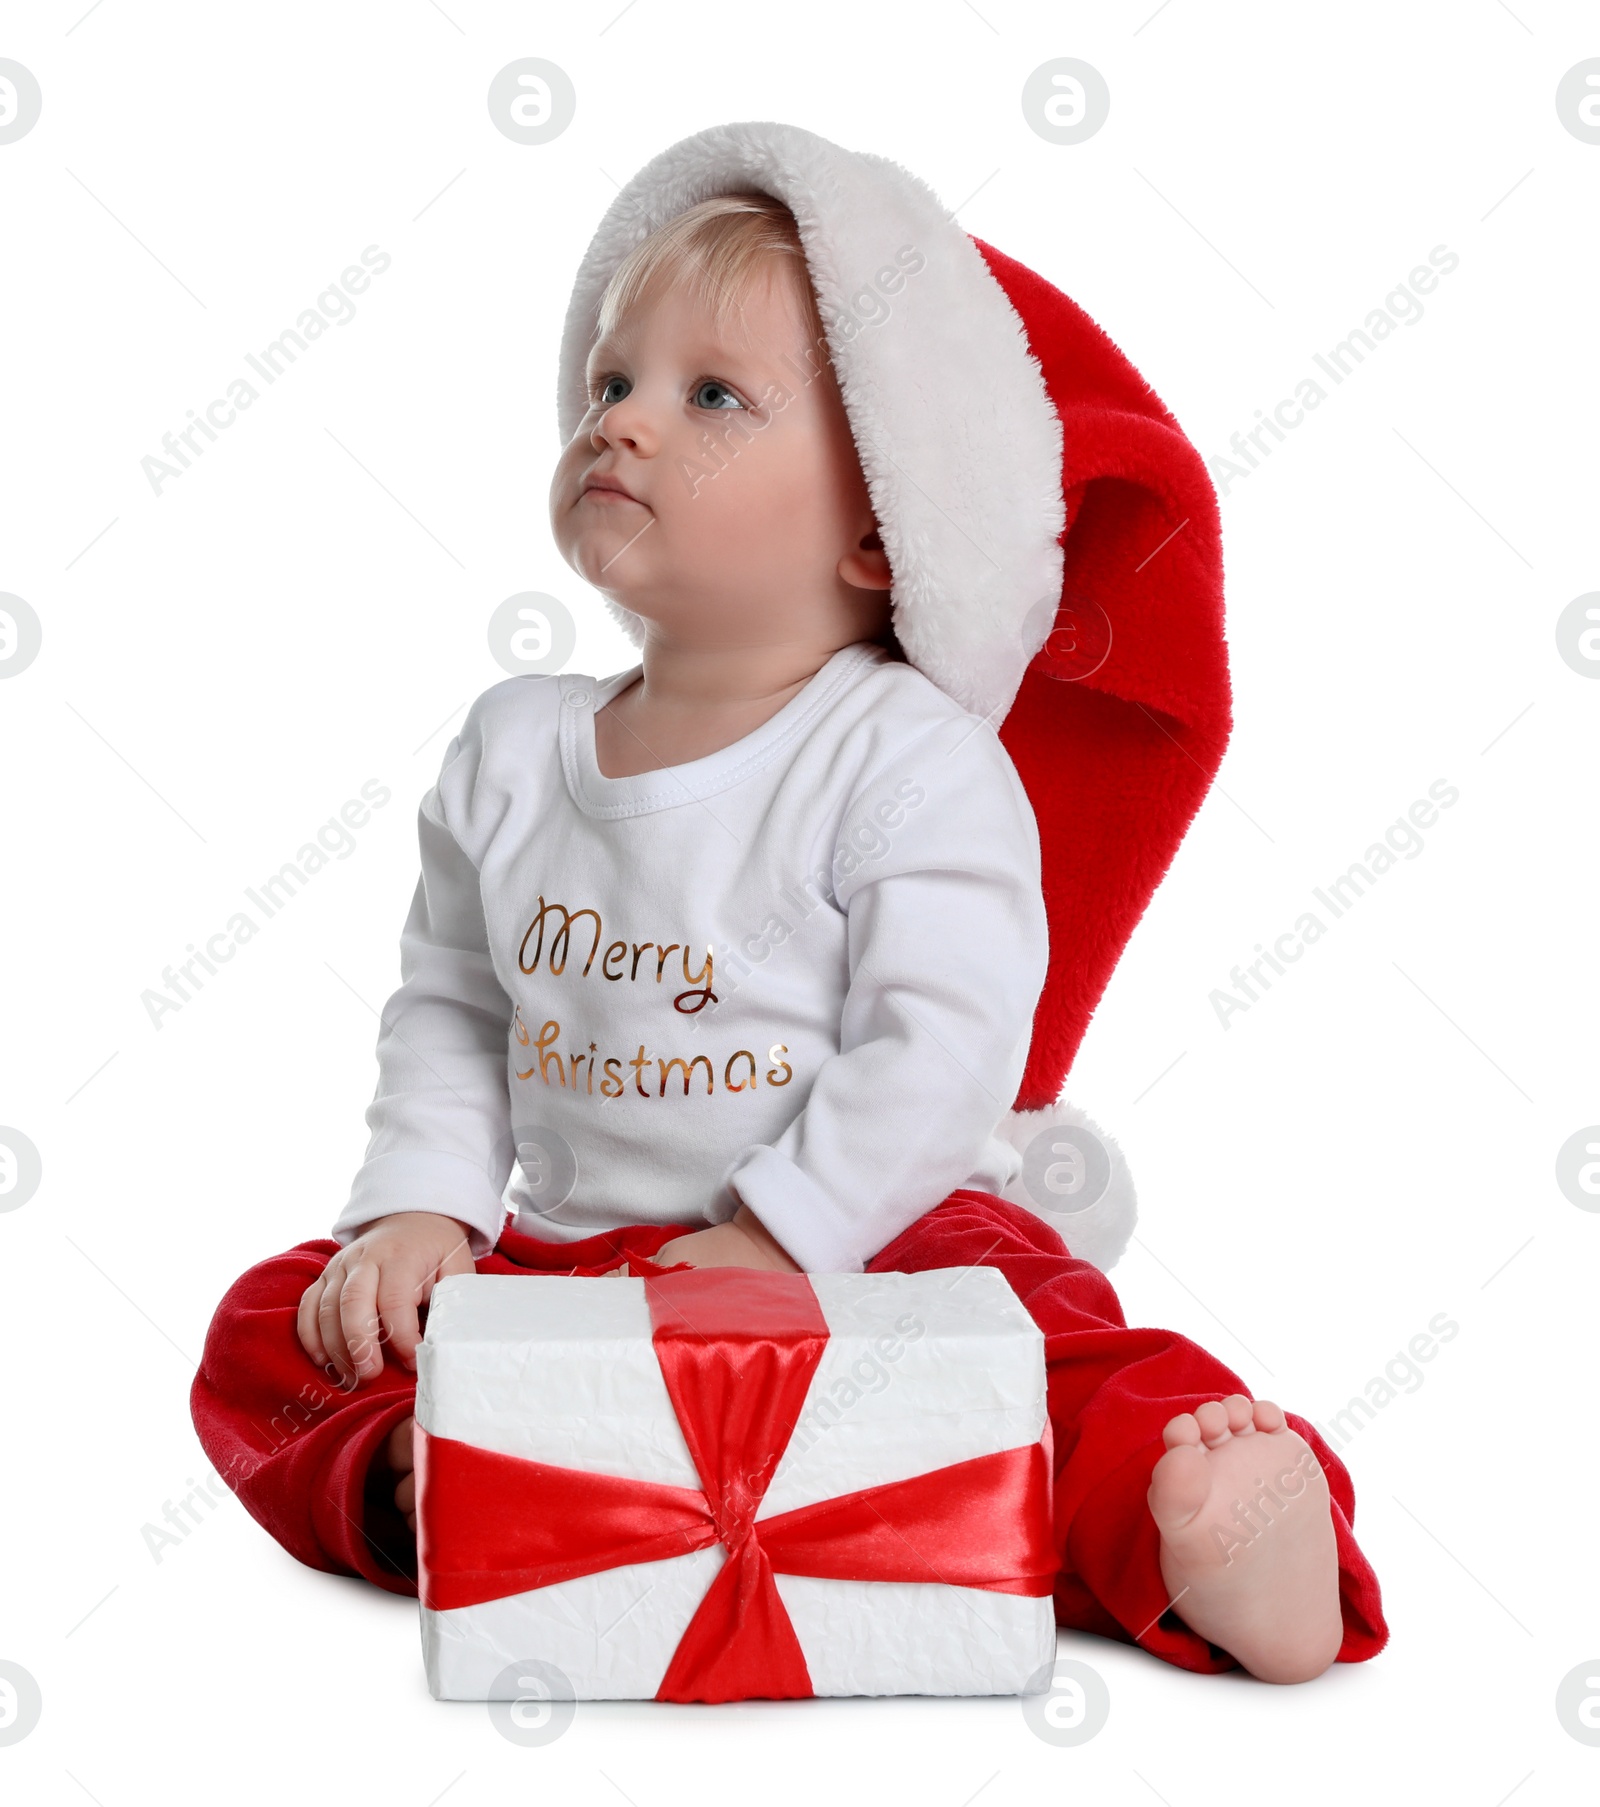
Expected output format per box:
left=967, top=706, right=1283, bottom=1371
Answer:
left=1146, top=1395, right=1343, bottom=1683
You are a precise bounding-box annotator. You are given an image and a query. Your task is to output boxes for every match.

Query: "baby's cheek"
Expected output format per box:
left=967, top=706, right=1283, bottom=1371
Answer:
left=550, top=442, right=585, bottom=506
left=735, top=441, right=835, bottom=529
left=732, top=491, right=821, bottom=571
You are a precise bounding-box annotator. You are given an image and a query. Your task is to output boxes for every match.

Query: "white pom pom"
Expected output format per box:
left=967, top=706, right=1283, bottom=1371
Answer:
left=995, top=1100, right=1137, bottom=1272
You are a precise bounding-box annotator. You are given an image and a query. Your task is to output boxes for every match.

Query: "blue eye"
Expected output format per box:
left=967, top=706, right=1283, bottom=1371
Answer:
left=596, top=376, right=630, bottom=405
left=693, top=379, right=745, bottom=411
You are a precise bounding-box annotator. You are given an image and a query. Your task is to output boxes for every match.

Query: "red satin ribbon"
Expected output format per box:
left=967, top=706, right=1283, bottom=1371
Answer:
left=416, top=1268, right=1054, bottom=1703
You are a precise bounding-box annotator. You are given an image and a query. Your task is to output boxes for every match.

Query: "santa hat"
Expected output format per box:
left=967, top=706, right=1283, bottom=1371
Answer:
left=556, top=122, right=1232, bottom=1270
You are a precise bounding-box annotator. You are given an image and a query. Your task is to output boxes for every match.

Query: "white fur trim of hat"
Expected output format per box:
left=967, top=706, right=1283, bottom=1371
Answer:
left=995, top=1101, right=1138, bottom=1272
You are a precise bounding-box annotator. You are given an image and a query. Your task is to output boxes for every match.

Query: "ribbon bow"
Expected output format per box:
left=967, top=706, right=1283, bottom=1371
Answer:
left=417, top=1268, right=1054, bottom=1702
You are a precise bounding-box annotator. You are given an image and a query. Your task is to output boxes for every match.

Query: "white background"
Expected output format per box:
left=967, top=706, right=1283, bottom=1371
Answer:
left=2, top=1, right=1596, bottom=1802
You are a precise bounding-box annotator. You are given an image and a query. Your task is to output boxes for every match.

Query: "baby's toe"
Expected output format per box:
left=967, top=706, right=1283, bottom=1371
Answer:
left=1162, top=1411, right=1202, bottom=1450
left=1194, top=1399, right=1234, bottom=1447
left=1252, top=1398, right=1288, bottom=1434
left=1148, top=1442, right=1211, bottom=1534
left=1223, top=1394, right=1256, bottom=1434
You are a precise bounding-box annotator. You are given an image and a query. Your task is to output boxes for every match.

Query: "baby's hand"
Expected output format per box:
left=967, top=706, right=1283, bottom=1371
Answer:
left=297, top=1211, right=476, bottom=1386
left=654, top=1205, right=800, bottom=1273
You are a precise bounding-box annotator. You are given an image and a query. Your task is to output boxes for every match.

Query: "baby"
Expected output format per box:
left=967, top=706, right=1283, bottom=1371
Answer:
left=303, top=193, right=1051, bottom=1512
left=192, top=156, right=1383, bottom=1686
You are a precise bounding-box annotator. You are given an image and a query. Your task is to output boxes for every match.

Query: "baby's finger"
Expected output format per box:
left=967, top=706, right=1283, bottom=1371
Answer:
left=394, top=1470, right=416, bottom=1518
left=377, top=1269, right=423, bottom=1372
left=339, top=1260, right=385, bottom=1381
left=386, top=1414, right=415, bottom=1476
left=297, top=1270, right=331, bottom=1366
left=318, top=1263, right=358, bottom=1385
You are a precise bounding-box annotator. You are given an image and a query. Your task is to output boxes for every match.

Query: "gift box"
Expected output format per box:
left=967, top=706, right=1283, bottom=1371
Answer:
left=414, top=1265, right=1056, bottom=1701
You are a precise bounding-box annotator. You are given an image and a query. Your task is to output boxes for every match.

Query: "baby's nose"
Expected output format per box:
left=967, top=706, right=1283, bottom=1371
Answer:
left=591, top=398, right=656, bottom=458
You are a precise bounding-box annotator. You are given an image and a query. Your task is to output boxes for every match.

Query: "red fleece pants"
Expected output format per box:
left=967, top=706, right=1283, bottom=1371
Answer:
left=190, top=1189, right=1387, bottom=1673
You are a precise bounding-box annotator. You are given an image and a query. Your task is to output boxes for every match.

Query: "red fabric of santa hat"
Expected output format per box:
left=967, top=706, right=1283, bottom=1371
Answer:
left=557, top=123, right=1233, bottom=1269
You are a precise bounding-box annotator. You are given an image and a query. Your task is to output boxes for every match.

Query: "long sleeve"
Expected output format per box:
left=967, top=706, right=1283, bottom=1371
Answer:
left=333, top=709, right=516, bottom=1258
left=717, top=713, right=1051, bottom=1273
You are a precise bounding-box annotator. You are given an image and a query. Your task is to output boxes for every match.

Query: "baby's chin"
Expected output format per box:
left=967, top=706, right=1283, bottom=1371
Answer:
left=560, top=526, right=651, bottom=588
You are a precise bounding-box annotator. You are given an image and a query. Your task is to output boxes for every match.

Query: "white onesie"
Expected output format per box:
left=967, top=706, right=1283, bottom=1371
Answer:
left=333, top=638, right=1050, bottom=1272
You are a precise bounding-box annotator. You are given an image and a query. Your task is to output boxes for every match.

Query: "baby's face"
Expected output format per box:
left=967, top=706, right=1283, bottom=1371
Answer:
left=550, top=262, right=885, bottom=646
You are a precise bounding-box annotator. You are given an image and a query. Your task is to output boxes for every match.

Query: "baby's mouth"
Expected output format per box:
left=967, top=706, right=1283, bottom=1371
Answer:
left=581, top=476, right=646, bottom=506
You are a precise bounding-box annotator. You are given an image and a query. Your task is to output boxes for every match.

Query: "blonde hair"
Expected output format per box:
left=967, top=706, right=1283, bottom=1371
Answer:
left=594, top=191, right=828, bottom=354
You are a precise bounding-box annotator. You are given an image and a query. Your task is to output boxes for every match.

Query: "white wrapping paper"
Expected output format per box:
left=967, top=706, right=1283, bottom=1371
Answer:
left=416, top=1266, right=1053, bottom=1700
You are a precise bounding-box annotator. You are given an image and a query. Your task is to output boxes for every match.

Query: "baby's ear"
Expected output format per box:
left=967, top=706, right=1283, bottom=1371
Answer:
left=840, top=526, right=893, bottom=592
